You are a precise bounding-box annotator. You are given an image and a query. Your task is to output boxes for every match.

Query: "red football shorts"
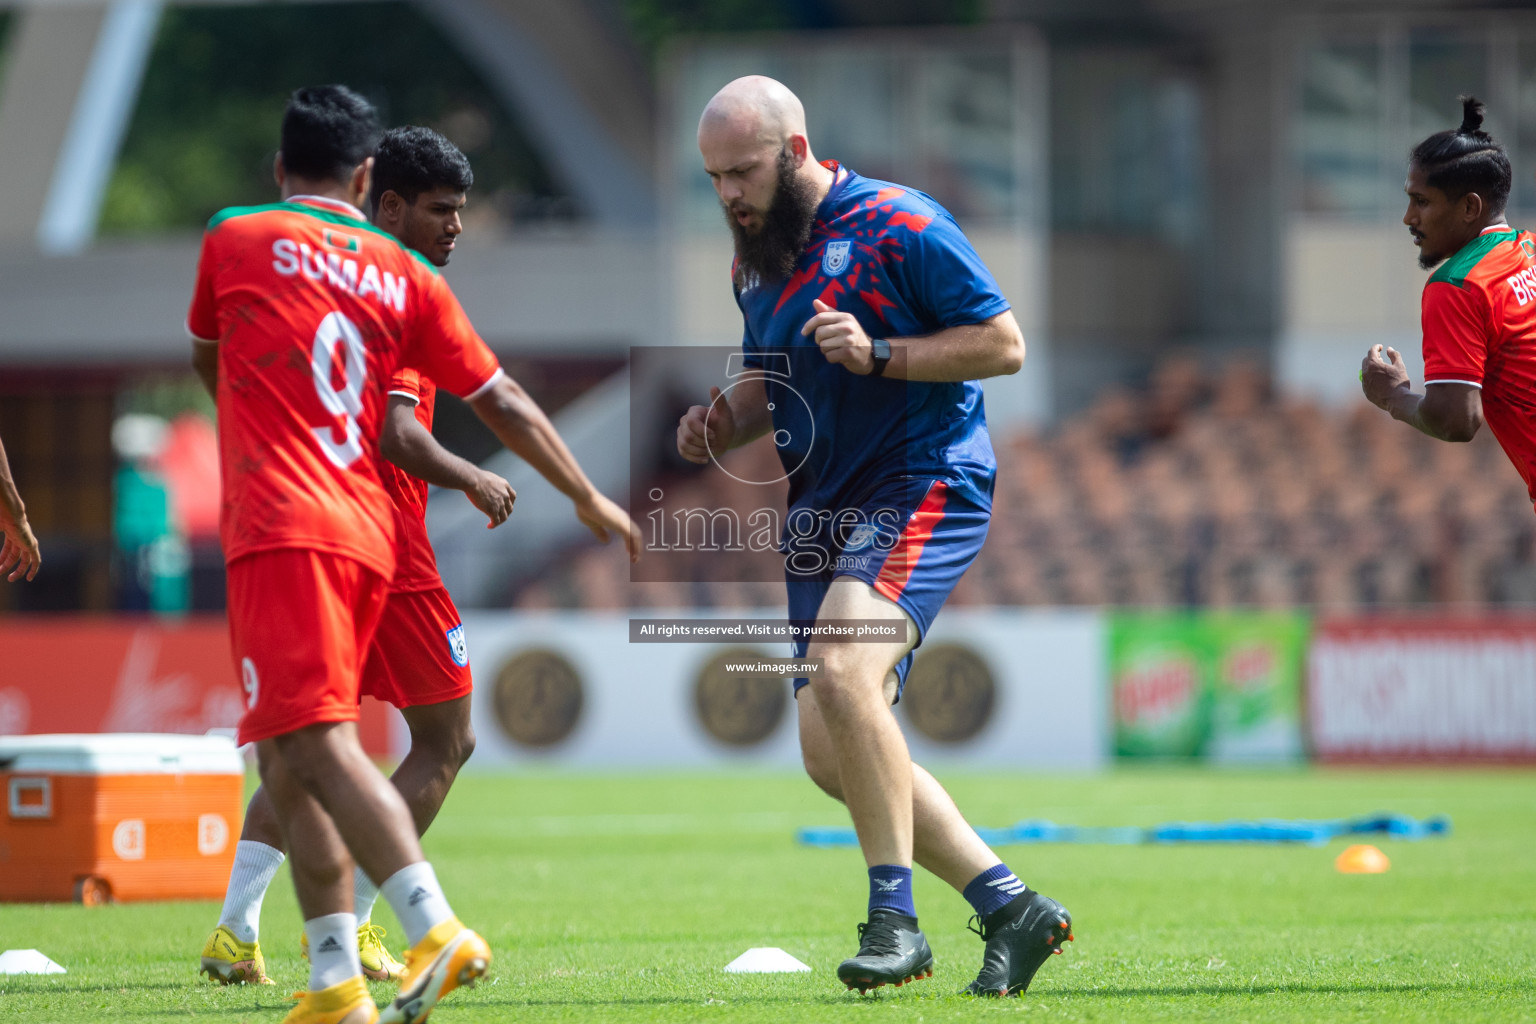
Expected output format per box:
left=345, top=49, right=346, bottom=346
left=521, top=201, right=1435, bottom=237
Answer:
left=359, top=585, right=473, bottom=709
left=226, top=548, right=389, bottom=745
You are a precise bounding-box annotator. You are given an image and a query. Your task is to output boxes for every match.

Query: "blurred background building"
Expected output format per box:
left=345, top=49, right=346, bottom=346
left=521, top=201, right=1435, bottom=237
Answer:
left=2, top=0, right=1535, bottom=616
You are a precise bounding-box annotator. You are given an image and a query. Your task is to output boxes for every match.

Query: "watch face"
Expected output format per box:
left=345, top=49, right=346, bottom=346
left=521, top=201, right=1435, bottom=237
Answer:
left=870, top=338, right=891, bottom=376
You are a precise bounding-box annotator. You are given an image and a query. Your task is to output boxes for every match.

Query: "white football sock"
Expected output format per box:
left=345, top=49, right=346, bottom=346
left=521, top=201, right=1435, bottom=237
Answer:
left=379, top=861, right=454, bottom=946
left=353, top=865, right=380, bottom=924
left=304, top=912, right=362, bottom=991
left=217, top=840, right=285, bottom=943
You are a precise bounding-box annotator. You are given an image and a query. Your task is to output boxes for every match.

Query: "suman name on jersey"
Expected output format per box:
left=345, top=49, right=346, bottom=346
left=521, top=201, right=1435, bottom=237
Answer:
left=270, top=238, right=409, bottom=313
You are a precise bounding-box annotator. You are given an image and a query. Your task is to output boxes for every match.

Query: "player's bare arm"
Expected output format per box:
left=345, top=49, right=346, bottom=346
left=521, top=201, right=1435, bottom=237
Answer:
left=379, top=395, right=515, bottom=528
left=0, top=435, right=40, bottom=582
left=1361, top=344, right=1483, bottom=442
left=676, top=374, right=773, bottom=464
left=191, top=338, right=219, bottom=399
left=467, top=375, right=641, bottom=560
left=800, top=299, right=1025, bottom=381
left=1367, top=100, right=1515, bottom=448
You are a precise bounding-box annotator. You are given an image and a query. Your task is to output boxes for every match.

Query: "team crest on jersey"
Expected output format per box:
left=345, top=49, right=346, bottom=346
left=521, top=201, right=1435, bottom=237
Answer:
left=445, top=624, right=469, bottom=667
left=822, top=239, right=853, bottom=276
left=323, top=229, right=361, bottom=254
left=1522, top=238, right=1535, bottom=259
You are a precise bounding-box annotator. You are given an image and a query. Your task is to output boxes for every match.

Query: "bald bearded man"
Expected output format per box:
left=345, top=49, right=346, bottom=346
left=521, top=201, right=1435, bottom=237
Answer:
left=677, top=76, right=1073, bottom=997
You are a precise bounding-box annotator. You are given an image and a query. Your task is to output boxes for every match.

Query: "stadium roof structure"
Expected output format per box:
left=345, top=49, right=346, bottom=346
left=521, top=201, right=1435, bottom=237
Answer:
left=0, top=0, right=654, bottom=258
left=0, top=0, right=663, bottom=364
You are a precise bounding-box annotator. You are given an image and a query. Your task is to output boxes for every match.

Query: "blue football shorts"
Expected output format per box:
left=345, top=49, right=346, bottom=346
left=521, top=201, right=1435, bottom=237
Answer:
left=784, top=475, right=991, bottom=702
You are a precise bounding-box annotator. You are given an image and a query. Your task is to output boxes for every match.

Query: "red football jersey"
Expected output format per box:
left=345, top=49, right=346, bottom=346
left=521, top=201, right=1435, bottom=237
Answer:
left=380, top=367, right=443, bottom=592
left=186, top=195, right=503, bottom=578
left=1421, top=226, right=1536, bottom=508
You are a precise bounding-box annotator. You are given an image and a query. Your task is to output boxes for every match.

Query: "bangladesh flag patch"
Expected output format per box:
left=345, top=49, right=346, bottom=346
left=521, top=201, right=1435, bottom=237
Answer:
left=323, top=229, right=361, bottom=253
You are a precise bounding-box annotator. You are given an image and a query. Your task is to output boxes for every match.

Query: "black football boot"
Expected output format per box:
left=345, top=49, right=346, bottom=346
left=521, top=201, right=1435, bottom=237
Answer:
left=836, top=909, right=935, bottom=994
left=963, top=889, right=1073, bottom=997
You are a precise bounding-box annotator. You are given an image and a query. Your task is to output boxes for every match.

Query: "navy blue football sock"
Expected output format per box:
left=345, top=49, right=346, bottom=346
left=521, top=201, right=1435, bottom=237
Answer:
left=963, top=863, right=1027, bottom=919
left=867, top=865, right=916, bottom=918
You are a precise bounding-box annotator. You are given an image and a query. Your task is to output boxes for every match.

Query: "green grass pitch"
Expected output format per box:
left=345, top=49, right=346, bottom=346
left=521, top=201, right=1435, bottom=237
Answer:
left=2, top=768, right=1533, bottom=1022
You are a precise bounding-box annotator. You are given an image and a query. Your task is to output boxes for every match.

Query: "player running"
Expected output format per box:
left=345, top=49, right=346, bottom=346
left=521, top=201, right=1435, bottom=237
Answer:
left=1361, top=98, right=1531, bottom=495
left=0, top=433, right=40, bottom=582
left=188, top=88, right=637, bottom=1024
left=200, top=125, right=624, bottom=992
left=677, top=76, right=1072, bottom=997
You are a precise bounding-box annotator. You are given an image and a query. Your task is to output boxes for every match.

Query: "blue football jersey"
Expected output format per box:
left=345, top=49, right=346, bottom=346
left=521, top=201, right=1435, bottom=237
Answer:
left=736, top=162, right=1008, bottom=519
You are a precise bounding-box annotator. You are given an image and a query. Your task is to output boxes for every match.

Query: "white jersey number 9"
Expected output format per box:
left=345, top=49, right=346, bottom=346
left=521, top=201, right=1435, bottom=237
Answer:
left=311, top=311, right=368, bottom=469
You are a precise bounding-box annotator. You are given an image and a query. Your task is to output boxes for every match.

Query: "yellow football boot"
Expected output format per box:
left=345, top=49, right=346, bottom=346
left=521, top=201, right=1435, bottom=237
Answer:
left=376, top=918, right=490, bottom=1024
left=280, top=975, right=378, bottom=1024
left=357, top=922, right=406, bottom=982
left=302, top=923, right=406, bottom=983
left=199, top=924, right=275, bottom=986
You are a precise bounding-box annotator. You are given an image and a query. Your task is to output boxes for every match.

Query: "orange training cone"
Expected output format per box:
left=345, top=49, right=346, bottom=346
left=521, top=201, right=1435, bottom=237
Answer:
left=1335, top=844, right=1390, bottom=874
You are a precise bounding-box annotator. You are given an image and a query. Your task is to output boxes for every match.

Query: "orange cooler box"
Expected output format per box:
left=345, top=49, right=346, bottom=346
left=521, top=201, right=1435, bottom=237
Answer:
left=0, top=733, right=243, bottom=904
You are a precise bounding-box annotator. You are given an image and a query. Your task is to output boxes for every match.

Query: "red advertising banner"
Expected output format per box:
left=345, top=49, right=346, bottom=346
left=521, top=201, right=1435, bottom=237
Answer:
left=1309, top=617, right=1536, bottom=762
left=0, top=618, right=395, bottom=756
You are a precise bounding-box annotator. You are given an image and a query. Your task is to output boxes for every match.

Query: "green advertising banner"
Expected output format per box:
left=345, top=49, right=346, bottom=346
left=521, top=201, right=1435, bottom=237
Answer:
left=1110, top=613, right=1310, bottom=761
left=1109, top=616, right=1212, bottom=758
left=1207, top=614, right=1310, bottom=762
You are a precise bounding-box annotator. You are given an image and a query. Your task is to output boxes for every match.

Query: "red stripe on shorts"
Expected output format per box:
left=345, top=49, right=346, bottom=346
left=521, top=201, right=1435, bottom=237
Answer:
left=873, top=481, right=949, bottom=604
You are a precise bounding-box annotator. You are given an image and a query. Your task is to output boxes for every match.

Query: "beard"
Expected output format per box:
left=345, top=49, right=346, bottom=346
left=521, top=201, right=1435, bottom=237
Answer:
left=725, top=149, right=820, bottom=292
left=1412, top=227, right=1448, bottom=271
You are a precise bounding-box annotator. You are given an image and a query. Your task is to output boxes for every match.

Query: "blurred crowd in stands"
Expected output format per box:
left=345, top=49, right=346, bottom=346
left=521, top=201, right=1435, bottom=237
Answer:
left=516, top=357, right=1536, bottom=611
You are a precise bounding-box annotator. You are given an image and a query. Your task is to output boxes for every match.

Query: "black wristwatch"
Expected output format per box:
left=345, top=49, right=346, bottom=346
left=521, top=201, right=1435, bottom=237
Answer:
left=869, top=337, right=891, bottom=377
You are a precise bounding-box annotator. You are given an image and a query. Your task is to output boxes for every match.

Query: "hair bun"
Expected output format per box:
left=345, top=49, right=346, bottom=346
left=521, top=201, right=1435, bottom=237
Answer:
left=1459, top=94, right=1487, bottom=135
